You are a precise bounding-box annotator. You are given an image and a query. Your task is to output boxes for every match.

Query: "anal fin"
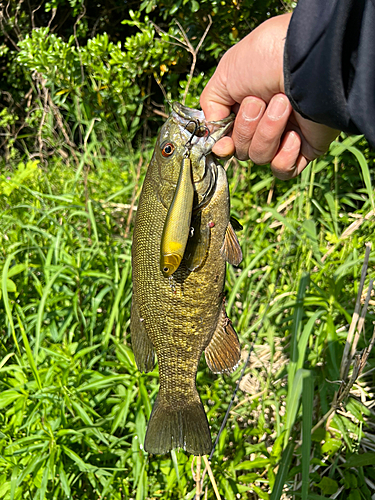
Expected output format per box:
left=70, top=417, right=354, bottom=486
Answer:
left=130, top=299, right=155, bottom=373
left=205, top=306, right=241, bottom=374
left=220, top=222, right=242, bottom=266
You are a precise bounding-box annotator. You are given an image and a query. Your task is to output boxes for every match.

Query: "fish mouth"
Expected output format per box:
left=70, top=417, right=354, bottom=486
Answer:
left=171, top=102, right=234, bottom=152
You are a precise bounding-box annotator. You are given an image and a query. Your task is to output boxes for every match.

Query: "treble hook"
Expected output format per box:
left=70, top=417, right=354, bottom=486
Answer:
left=184, top=119, right=200, bottom=150
left=184, top=121, right=211, bottom=154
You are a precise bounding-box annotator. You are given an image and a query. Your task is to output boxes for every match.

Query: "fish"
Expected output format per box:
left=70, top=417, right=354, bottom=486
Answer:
left=130, top=102, right=242, bottom=456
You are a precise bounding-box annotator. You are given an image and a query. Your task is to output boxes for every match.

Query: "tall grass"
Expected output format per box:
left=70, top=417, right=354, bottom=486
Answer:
left=1, top=127, right=375, bottom=499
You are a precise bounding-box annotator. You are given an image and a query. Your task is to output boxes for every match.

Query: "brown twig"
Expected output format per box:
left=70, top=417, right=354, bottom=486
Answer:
left=311, top=244, right=375, bottom=435
left=267, top=178, right=276, bottom=205
left=38, top=78, right=49, bottom=163
left=152, top=108, right=169, bottom=119
left=349, top=278, right=374, bottom=360
left=174, top=16, right=212, bottom=104
left=192, top=456, right=202, bottom=499
left=340, top=242, right=372, bottom=379
left=73, top=4, right=86, bottom=84
left=30, top=2, right=42, bottom=30
left=46, top=91, right=79, bottom=165
left=151, top=15, right=212, bottom=104
left=47, top=7, right=57, bottom=30
left=202, top=456, right=221, bottom=500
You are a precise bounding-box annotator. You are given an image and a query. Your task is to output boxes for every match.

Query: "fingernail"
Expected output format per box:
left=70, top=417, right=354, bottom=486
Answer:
left=267, top=96, right=288, bottom=120
left=243, top=98, right=263, bottom=121
left=283, top=131, right=298, bottom=151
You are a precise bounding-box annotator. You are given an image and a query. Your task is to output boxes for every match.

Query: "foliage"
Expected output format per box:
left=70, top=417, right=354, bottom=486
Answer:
left=1, top=0, right=375, bottom=499
left=1, top=129, right=375, bottom=498
left=0, top=0, right=295, bottom=161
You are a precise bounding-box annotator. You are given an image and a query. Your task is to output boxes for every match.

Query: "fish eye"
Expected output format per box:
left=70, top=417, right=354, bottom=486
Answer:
left=161, top=143, right=175, bottom=157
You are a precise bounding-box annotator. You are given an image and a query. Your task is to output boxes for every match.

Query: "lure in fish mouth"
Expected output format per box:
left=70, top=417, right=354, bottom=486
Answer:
left=130, top=102, right=242, bottom=456
left=160, top=102, right=235, bottom=278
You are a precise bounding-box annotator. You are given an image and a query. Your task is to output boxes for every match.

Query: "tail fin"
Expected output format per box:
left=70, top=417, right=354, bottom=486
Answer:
left=144, top=394, right=212, bottom=456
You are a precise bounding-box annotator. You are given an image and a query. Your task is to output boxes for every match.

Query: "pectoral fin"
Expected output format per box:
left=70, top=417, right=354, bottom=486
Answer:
left=220, top=222, right=243, bottom=266
left=130, top=299, right=155, bottom=373
left=230, top=216, right=243, bottom=231
left=184, top=213, right=210, bottom=272
left=205, top=306, right=241, bottom=374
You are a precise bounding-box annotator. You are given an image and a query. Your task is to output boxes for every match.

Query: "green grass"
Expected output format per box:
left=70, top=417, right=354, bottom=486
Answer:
left=0, top=132, right=375, bottom=499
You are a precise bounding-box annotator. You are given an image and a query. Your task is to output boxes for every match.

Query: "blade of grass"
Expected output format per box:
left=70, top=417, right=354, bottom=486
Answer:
left=270, top=441, right=294, bottom=500
left=15, top=309, right=42, bottom=390
left=103, top=261, right=130, bottom=346
left=1, top=249, right=23, bottom=355
left=347, top=145, right=374, bottom=211
left=34, top=265, right=67, bottom=362
left=301, top=372, right=314, bottom=500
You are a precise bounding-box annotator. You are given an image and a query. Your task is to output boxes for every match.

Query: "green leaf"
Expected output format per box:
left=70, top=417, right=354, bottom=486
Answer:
left=191, top=0, right=199, bottom=12
left=59, top=462, right=71, bottom=497
left=0, top=389, right=24, bottom=409
left=6, top=278, right=17, bottom=292
left=10, top=465, right=19, bottom=500
left=284, top=369, right=311, bottom=447
left=347, top=145, right=374, bottom=211
left=1, top=249, right=22, bottom=354
left=34, top=265, right=67, bottom=361
left=16, top=310, right=42, bottom=390
left=111, top=388, right=133, bottom=434
left=7, top=263, right=28, bottom=278
left=316, top=477, right=338, bottom=495
left=71, top=400, right=94, bottom=426
left=76, top=374, right=129, bottom=392
left=103, top=261, right=130, bottom=346
left=270, top=441, right=294, bottom=500
left=61, top=445, right=96, bottom=472
left=321, top=438, right=341, bottom=456
left=235, top=458, right=271, bottom=470
left=343, top=452, right=375, bottom=468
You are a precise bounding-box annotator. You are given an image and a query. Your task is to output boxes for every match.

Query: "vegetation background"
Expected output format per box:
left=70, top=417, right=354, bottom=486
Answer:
left=1, top=1, right=375, bottom=499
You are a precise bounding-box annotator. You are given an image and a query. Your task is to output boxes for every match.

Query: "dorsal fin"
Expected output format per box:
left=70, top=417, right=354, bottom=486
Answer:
left=220, top=222, right=243, bottom=266
left=205, top=305, right=241, bottom=374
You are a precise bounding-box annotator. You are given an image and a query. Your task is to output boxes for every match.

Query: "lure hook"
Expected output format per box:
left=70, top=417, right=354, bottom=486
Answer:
left=184, top=119, right=200, bottom=150
left=183, top=121, right=211, bottom=156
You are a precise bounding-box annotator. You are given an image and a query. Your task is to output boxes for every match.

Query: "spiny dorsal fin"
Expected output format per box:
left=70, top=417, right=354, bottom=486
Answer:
left=220, top=222, right=243, bottom=266
left=230, top=216, right=243, bottom=231
left=205, top=306, right=241, bottom=374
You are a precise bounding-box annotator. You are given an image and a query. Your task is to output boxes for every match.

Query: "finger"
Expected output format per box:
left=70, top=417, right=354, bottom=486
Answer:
left=231, top=96, right=266, bottom=160
left=248, top=93, right=292, bottom=165
left=212, top=136, right=235, bottom=157
left=270, top=130, right=307, bottom=179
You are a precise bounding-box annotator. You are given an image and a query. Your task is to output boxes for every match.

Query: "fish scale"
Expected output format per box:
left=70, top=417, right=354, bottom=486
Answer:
left=131, top=103, right=243, bottom=455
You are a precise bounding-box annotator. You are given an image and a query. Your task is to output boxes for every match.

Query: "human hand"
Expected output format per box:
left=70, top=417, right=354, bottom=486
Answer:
left=200, top=13, right=339, bottom=179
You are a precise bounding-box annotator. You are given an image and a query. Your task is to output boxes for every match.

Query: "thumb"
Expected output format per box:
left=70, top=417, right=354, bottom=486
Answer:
left=200, top=63, right=236, bottom=122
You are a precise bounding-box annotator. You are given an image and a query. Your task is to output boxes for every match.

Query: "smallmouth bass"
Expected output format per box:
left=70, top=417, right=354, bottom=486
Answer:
left=131, top=103, right=242, bottom=456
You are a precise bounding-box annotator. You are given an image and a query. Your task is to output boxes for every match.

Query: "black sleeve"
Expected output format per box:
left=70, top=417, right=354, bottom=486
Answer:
left=284, top=0, right=375, bottom=147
